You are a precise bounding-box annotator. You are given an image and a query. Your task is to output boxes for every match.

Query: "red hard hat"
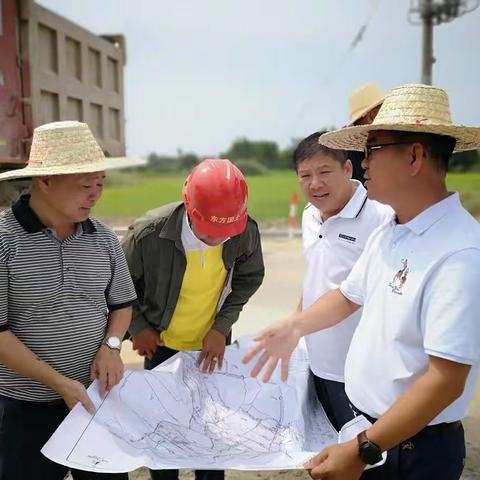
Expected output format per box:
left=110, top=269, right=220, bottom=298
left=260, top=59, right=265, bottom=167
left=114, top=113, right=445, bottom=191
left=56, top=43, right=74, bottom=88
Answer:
left=182, top=159, right=248, bottom=237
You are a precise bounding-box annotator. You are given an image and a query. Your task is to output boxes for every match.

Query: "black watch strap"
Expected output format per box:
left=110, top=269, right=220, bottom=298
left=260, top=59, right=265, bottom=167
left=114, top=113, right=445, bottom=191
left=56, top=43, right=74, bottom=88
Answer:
left=357, top=430, right=383, bottom=465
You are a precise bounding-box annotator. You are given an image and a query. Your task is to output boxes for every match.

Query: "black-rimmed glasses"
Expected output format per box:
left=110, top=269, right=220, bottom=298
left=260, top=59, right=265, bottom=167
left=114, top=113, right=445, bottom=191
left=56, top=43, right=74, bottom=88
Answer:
left=363, top=142, right=414, bottom=158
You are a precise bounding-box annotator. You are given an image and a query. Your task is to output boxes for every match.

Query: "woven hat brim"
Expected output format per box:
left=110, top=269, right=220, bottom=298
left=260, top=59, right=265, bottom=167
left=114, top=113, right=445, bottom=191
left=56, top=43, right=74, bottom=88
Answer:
left=0, top=157, right=145, bottom=181
left=348, top=98, right=385, bottom=126
left=320, top=123, right=480, bottom=153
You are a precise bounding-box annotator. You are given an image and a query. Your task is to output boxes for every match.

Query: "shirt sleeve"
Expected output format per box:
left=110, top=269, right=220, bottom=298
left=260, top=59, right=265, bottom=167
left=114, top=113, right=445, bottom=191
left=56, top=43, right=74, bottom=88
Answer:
left=0, top=258, right=8, bottom=331
left=105, top=235, right=137, bottom=311
left=340, top=221, right=386, bottom=306
left=339, top=249, right=368, bottom=306
left=422, top=248, right=480, bottom=366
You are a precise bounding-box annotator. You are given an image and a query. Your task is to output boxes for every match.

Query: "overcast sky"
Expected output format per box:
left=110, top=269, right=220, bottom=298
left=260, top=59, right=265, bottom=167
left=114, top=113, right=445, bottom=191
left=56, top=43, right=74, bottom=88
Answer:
left=37, top=0, right=480, bottom=158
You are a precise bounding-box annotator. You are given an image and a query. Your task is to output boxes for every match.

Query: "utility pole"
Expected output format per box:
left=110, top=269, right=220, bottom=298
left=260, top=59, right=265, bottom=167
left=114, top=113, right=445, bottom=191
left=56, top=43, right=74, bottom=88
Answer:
left=409, top=0, right=480, bottom=85
left=421, top=0, right=434, bottom=84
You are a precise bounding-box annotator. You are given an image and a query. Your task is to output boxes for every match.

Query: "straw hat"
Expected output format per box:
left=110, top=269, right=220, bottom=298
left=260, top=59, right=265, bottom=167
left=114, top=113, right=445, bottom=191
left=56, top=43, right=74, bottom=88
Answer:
left=348, top=82, right=385, bottom=125
left=321, top=84, right=480, bottom=152
left=0, top=121, right=143, bottom=181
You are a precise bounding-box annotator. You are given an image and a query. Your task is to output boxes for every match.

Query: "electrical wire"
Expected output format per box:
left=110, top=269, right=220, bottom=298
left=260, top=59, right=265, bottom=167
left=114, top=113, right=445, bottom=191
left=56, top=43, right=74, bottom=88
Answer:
left=282, top=0, right=381, bottom=138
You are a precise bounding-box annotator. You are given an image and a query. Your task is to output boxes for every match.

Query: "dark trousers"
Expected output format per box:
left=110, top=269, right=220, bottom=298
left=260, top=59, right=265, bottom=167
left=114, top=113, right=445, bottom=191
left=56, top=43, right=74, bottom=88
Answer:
left=0, top=394, right=128, bottom=480
left=352, top=407, right=466, bottom=480
left=312, top=374, right=356, bottom=432
left=145, top=346, right=225, bottom=480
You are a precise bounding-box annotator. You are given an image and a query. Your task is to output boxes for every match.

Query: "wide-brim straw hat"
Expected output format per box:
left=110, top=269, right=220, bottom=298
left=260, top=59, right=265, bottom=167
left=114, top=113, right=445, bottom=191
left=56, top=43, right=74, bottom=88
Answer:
left=0, top=121, right=144, bottom=181
left=321, top=84, right=480, bottom=153
left=348, top=82, right=386, bottom=126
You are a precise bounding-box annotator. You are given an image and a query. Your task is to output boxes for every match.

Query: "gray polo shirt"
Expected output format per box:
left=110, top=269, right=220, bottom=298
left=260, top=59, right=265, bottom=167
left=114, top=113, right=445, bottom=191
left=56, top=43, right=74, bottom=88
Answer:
left=0, top=195, right=137, bottom=401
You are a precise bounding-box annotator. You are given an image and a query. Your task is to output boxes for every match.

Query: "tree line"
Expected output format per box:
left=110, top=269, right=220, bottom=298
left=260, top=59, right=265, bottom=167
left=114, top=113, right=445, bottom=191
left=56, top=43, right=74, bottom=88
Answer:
left=146, top=137, right=480, bottom=175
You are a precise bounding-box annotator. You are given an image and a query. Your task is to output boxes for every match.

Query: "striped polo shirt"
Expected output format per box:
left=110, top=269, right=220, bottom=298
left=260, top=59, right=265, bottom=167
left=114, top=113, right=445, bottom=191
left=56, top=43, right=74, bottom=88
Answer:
left=0, top=195, right=137, bottom=401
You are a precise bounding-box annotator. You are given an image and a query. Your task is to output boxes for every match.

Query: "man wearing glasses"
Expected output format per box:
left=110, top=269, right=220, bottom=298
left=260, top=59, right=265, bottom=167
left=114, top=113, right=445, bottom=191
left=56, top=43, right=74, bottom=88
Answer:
left=243, top=84, right=480, bottom=480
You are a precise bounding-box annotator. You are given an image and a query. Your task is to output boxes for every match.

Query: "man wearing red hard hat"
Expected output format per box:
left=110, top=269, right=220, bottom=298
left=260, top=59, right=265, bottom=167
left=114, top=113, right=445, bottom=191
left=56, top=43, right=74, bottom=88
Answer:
left=122, top=158, right=264, bottom=480
left=182, top=158, right=249, bottom=242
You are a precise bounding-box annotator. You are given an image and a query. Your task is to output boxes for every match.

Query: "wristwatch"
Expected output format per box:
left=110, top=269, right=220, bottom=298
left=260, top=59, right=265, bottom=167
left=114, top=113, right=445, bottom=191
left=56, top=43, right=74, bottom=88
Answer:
left=357, top=430, right=382, bottom=465
left=103, top=336, right=122, bottom=351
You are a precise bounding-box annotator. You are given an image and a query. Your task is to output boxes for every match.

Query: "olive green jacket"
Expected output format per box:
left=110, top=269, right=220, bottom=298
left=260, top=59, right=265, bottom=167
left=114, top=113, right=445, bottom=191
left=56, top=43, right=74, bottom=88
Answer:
left=121, top=202, right=264, bottom=337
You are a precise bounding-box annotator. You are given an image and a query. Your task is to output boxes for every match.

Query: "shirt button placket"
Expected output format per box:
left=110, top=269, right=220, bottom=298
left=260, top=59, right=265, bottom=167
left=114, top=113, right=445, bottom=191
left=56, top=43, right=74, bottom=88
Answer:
left=318, top=226, right=324, bottom=240
left=63, top=243, right=72, bottom=281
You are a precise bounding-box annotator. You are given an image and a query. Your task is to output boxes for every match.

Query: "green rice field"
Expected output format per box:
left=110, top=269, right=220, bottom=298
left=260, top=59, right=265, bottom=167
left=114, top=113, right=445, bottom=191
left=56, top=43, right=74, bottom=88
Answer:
left=93, top=171, right=480, bottom=223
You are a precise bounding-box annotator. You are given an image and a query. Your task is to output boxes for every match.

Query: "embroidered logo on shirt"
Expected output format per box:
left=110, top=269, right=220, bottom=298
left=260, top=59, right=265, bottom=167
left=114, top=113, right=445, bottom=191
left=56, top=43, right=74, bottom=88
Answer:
left=338, top=233, right=356, bottom=243
left=389, top=258, right=409, bottom=295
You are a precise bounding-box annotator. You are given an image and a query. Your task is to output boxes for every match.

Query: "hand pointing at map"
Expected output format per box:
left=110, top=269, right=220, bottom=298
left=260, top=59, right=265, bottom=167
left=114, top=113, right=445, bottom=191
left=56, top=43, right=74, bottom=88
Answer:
left=242, top=317, right=302, bottom=382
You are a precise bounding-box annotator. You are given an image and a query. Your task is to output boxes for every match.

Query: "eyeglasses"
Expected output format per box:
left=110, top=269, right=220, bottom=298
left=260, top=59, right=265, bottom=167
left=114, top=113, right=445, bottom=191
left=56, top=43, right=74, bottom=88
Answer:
left=363, top=141, right=414, bottom=158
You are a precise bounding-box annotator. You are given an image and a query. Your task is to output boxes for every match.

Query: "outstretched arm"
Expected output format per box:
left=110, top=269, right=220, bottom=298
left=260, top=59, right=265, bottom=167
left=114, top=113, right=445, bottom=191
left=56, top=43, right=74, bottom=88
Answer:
left=243, top=288, right=360, bottom=382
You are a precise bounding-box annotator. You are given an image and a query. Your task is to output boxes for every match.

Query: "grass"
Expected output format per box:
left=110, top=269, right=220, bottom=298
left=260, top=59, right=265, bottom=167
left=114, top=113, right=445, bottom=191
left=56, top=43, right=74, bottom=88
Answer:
left=444, top=173, right=480, bottom=217
left=93, top=170, right=480, bottom=223
left=94, top=170, right=306, bottom=223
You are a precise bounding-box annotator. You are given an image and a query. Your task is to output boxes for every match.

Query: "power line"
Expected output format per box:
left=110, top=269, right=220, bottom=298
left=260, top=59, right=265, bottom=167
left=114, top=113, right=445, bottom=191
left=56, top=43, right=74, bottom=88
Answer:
left=282, top=0, right=380, bottom=139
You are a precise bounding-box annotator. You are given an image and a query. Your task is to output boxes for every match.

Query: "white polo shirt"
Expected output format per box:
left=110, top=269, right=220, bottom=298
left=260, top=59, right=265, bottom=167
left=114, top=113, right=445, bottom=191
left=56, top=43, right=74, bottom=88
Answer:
left=341, top=193, right=480, bottom=424
left=302, top=180, right=393, bottom=381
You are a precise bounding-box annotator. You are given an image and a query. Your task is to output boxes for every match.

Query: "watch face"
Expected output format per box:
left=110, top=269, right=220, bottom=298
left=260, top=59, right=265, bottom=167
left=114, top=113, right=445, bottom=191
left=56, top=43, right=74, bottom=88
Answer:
left=360, top=442, right=382, bottom=465
left=107, top=337, right=121, bottom=349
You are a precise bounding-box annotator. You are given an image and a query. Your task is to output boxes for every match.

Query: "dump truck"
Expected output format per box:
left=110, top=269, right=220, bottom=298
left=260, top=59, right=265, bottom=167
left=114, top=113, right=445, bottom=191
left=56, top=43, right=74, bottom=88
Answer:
left=0, top=0, right=127, bottom=204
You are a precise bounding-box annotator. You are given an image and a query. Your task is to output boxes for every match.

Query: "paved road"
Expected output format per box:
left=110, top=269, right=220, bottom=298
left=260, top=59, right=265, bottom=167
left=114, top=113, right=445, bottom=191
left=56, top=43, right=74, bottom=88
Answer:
left=121, top=238, right=480, bottom=478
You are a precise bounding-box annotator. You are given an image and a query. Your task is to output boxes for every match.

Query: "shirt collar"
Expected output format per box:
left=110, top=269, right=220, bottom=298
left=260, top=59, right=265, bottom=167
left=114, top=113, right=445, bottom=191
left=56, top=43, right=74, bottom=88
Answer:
left=181, top=212, right=228, bottom=251
left=12, top=194, right=96, bottom=234
left=337, top=180, right=368, bottom=219
left=182, top=212, right=209, bottom=249
left=401, top=192, right=460, bottom=236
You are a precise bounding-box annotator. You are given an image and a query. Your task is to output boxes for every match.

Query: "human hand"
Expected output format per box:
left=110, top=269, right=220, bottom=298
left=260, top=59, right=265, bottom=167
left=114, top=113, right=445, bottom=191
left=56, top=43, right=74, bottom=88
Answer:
left=54, top=376, right=96, bottom=414
left=132, top=327, right=163, bottom=359
left=90, top=345, right=124, bottom=396
left=197, top=329, right=226, bottom=373
left=304, top=440, right=365, bottom=480
left=242, top=317, right=302, bottom=382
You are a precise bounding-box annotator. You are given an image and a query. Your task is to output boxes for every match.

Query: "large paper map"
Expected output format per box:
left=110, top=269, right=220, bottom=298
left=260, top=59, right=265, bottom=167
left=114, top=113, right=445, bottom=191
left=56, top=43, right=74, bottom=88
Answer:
left=42, top=337, right=338, bottom=473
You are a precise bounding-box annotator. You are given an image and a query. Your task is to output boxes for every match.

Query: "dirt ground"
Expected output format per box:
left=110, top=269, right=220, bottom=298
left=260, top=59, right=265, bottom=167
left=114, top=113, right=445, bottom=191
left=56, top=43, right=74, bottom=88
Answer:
left=128, top=469, right=311, bottom=480
left=128, top=464, right=477, bottom=480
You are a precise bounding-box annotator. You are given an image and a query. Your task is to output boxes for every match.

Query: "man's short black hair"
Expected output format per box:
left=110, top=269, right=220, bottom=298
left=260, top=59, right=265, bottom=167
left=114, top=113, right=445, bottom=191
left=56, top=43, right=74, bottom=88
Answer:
left=388, top=131, right=456, bottom=173
left=293, top=131, right=348, bottom=172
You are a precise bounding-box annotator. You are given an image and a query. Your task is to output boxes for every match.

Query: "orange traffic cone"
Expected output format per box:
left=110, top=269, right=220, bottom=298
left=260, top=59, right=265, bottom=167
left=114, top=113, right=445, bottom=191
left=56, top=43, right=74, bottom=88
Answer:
left=288, top=192, right=299, bottom=238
